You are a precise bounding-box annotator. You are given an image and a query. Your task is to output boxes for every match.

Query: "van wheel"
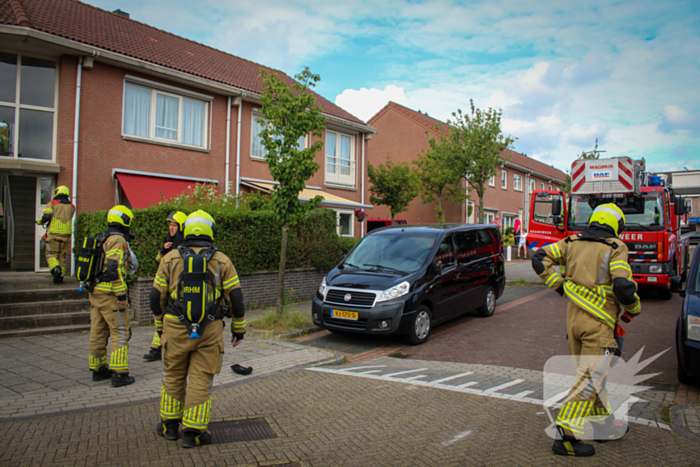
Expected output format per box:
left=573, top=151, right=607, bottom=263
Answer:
left=477, top=286, right=496, bottom=317
left=406, top=305, right=431, bottom=345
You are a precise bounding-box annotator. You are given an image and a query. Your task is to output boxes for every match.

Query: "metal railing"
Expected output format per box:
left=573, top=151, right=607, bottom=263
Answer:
left=1, top=174, right=13, bottom=264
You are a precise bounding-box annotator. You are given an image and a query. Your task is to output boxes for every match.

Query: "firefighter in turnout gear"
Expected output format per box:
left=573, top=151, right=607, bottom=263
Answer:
left=36, top=186, right=75, bottom=283
left=144, top=211, right=186, bottom=362
left=88, top=206, right=137, bottom=387
left=150, top=210, right=246, bottom=448
left=532, top=203, right=641, bottom=457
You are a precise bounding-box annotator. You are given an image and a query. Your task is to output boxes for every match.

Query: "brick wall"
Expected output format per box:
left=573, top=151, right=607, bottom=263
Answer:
left=128, top=268, right=326, bottom=326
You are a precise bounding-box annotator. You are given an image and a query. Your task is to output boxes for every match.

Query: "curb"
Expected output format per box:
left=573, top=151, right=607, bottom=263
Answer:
left=276, top=326, right=323, bottom=340
left=309, top=351, right=346, bottom=367
left=670, top=404, right=700, bottom=442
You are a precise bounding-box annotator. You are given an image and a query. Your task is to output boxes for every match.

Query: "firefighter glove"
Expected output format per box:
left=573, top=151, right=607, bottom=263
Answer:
left=555, top=284, right=565, bottom=297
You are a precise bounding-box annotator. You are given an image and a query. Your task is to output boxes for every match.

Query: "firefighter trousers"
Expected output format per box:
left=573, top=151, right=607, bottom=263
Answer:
left=150, top=316, right=163, bottom=349
left=556, top=304, right=618, bottom=439
left=88, top=292, right=131, bottom=374
left=160, top=317, right=224, bottom=432
left=46, top=233, right=71, bottom=274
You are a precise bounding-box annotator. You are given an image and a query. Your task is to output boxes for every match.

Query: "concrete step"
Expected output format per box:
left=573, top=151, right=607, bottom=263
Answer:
left=0, top=299, right=90, bottom=317
left=0, top=287, right=88, bottom=304
left=0, top=323, right=91, bottom=339
left=0, top=311, right=90, bottom=330
left=9, top=260, right=34, bottom=270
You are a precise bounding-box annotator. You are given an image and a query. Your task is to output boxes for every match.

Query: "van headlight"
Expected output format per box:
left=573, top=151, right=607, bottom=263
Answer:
left=319, top=278, right=327, bottom=297
left=649, top=265, right=662, bottom=273
left=377, top=281, right=410, bottom=302
left=688, top=316, right=700, bottom=342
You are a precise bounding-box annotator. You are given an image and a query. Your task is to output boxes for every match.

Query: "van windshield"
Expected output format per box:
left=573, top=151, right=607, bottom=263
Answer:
left=344, top=234, right=437, bottom=274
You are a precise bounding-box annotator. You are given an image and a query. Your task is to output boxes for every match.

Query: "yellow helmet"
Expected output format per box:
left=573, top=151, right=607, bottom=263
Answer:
left=107, top=205, right=134, bottom=228
left=184, top=210, right=216, bottom=239
left=166, top=211, right=187, bottom=231
left=55, top=186, right=70, bottom=197
left=589, top=203, right=625, bottom=236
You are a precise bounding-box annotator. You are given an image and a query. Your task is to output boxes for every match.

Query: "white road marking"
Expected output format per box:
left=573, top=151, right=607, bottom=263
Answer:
left=441, top=430, right=473, bottom=446
left=353, top=369, right=384, bottom=375
left=544, top=390, right=571, bottom=406
left=454, top=381, right=479, bottom=389
left=429, top=372, right=475, bottom=385
left=344, top=365, right=387, bottom=371
left=512, top=390, right=535, bottom=399
left=483, top=379, right=525, bottom=394
left=382, top=368, right=429, bottom=378
left=402, top=375, right=428, bottom=382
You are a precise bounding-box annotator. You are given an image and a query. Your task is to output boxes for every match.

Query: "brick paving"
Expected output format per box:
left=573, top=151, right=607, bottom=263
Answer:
left=1, top=369, right=699, bottom=466
left=0, top=324, right=336, bottom=419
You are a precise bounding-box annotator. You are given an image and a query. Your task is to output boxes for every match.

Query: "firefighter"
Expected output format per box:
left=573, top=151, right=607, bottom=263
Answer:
left=150, top=210, right=246, bottom=448
left=532, top=203, right=641, bottom=457
left=88, top=205, right=137, bottom=388
left=143, top=211, right=186, bottom=362
left=36, top=185, right=75, bottom=283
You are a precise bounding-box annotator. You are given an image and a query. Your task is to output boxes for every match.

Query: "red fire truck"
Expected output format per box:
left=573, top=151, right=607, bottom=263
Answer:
left=528, top=157, right=689, bottom=299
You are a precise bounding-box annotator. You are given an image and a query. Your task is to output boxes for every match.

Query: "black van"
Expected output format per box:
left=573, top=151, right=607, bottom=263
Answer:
left=311, top=224, right=505, bottom=345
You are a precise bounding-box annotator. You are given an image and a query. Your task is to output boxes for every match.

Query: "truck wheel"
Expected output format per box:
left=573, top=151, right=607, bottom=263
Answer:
left=658, top=287, right=673, bottom=300
left=406, top=305, right=431, bottom=345
left=477, top=286, right=497, bottom=317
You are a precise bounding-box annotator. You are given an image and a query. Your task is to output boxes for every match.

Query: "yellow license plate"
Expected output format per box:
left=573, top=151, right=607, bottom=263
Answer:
left=331, top=309, right=358, bottom=320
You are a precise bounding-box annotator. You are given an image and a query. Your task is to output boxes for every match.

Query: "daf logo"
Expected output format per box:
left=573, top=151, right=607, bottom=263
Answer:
left=344, top=294, right=352, bottom=302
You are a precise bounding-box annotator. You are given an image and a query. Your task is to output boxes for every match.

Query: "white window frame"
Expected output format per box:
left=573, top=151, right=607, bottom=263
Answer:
left=485, top=212, right=495, bottom=223
left=514, top=174, right=523, bottom=192
left=489, top=175, right=495, bottom=187
left=529, top=179, right=535, bottom=193
left=334, top=208, right=355, bottom=237
left=501, top=169, right=507, bottom=190
left=122, top=80, right=210, bottom=150
left=541, top=182, right=545, bottom=190
left=325, top=130, right=356, bottom=187
left=0, top=52, right=59, bottom=162
left=251, top=111, right=306, bottom=161
left=686, top=199, right=693, bottom=214
left=549, top=184, right=552, bottom=191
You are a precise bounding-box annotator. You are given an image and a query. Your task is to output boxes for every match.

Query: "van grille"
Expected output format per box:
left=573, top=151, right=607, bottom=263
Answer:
left=325, top=289, right=376, bottom=307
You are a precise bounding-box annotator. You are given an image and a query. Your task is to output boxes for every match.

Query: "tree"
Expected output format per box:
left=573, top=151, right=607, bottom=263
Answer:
left=368, top=158, right=419, bottom=224
left=578, top=138, right=605, bottom=160
left=258, top=66, right=326, bottom=317
left=414, top=128, right=468, bottom=222
left=447, top=100, right=515, bottom=224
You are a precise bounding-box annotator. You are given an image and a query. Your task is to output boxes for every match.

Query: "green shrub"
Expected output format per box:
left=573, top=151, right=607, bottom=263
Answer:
left=338, top=236, right=359, bottom=255
left=74, top=204, right=348, bottom=277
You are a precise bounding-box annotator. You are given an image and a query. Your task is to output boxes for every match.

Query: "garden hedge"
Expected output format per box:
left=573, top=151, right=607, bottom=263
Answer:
left=74, top=205, right=356, bottom=278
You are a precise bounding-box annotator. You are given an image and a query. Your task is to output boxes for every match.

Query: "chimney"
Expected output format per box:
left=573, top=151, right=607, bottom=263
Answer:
left=113, top=9, right=130, bottom=18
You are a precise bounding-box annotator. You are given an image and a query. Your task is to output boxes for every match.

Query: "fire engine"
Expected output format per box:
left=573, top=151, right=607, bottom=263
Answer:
left=528, top=157, right=690, bottom=299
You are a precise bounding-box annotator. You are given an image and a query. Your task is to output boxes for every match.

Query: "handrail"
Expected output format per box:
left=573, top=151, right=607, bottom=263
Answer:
left=2, top=175, right=13, bottom=264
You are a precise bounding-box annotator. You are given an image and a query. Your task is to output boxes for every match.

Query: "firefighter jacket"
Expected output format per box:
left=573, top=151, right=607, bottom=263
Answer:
left=533, top=229, right=641, bottom=329
left=150, top=243, right=246, bottom=335
left=92, top=230, right=130, bottom=298
left=36, top=195, right=75, bottom=235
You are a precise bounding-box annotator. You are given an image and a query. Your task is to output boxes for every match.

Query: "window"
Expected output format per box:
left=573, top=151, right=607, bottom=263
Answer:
left=540, top=182, right=545, bottom=190
left=0, top=53, right=56, bottom=160
left=489, top=175, right=495, bottom=187
left=326, top=130, right=355, bottom=186
left=435, top=235, right=455, bottom=268
left=251, top=112, right=305, bottom=159
left=686, top=199, right=693, bottom=214
left=485, top=212, right=495, bottom=223
left=529, top=179, right=535, bottom=193
left=514, top=174, right=523, bottom=191
left=455, top=231, right=480, bottom=263
left=123, top=82, right=209, bottom=149
left=334, top=209, right=354, bottom=237
left=532, top=192, right=563, bottom=226
left=501, top=170, right=507, bottom=189
left=549, top=184, right=552, bottom=191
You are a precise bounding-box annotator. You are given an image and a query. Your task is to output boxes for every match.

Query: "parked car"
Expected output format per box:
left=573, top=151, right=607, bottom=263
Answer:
left=673, top=247, right=700, bottom=383
left=366, top=218, right=407, bottom=233
left=311, top=224, right=506, bottom=345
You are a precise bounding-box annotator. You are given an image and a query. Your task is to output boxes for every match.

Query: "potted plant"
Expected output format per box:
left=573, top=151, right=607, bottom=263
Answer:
left=355, top=209, right=367, bottom=222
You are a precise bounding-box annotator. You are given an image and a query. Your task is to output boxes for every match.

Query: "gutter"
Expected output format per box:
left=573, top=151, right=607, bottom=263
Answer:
left=234, top=97, right=243, bottom=195
left=70, top=55, right=82, bottom=274
left=504, top=160, right=566, bottom=185
left=225, top=96, right=231, bottom=193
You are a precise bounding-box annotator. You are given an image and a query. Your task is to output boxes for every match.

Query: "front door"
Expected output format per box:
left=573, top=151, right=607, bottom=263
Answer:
left=34, top=177, right=53, bottom=271
left=431, top=235, right=460, bottom=321
left=528, top=190, right=567, bottom=252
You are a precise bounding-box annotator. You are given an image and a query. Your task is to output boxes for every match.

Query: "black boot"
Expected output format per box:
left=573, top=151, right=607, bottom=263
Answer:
left=91, top=366, right=113, bottom=382
left=157, top=420, right=180, bottom=441
left=52, top=267, right=62, bottom=284
left=111, top=372, right=135, bottom=387
left=552, top=435, right=595, bottom=457
left=182, top=429, right=212, bottom=448
left=143, top=347, right=162, bottom=362
left=593, top=416, right=630, bottom=442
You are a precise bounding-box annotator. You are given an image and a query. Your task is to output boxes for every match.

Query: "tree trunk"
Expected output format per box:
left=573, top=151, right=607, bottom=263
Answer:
left=276, top=223, right=289, bottom=318
left=477, top=187, right=485, bottom=224
left=391, top=212, right=395, bottom=224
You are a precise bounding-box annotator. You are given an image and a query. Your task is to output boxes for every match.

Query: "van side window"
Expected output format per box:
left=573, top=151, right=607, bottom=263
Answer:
left=455, top=231, right=479, bottom=263
left=435, top=236, right=455, bottom=268
left=477, top=230, right=493, bottom=247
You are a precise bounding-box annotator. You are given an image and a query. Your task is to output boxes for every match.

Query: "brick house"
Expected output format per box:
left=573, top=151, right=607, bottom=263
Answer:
left=0, top=0, right=375, bottom=271
left=366, top=102, right=567, bottom=231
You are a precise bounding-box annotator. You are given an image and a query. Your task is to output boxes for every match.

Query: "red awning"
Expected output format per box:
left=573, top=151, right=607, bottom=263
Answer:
left=115, top=172, right=214, bottom=209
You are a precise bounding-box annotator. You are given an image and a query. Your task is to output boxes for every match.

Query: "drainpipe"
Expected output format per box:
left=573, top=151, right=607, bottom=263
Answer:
left=70, top=56, right=83, bottom=274
left=234, top=97, right=242, bottom=196
left=361, top=133, right=365, bottom=238
left=225, top=96, right=231, bottom=193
